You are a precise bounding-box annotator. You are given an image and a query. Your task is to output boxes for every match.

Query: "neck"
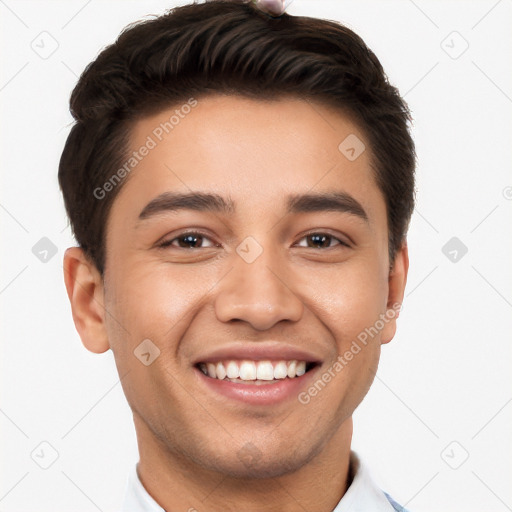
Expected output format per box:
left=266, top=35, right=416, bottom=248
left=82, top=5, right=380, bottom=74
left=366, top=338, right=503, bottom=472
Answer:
left=134, top=415, right=353, bottom=512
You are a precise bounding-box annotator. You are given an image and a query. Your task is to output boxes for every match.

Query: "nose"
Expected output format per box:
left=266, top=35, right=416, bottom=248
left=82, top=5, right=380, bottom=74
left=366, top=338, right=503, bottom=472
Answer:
left=214, top=241, right=304, bottom=331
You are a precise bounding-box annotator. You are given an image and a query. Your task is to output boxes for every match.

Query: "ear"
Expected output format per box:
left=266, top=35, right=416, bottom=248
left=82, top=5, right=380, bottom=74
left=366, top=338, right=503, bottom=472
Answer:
left=380, top=241, right=409, bottom=345
left=63, top=247, right=110, bottom=353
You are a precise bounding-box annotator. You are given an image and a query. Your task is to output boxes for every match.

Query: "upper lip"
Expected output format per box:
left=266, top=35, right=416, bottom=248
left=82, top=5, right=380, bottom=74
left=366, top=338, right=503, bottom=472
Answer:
left=193, top=342, right=323, bottom=365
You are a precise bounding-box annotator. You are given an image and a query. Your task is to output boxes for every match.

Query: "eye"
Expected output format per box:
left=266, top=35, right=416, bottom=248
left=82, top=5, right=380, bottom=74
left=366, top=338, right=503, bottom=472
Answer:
left=295, top=232, right=349, bottom=249
left=157, top=231, right=349, bottom=250
left=158, top=231, right=218, bottom=249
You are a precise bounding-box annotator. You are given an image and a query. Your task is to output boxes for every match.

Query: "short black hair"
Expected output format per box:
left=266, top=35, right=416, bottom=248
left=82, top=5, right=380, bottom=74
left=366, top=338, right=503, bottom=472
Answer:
left=58, top=0, right=415, bottom=276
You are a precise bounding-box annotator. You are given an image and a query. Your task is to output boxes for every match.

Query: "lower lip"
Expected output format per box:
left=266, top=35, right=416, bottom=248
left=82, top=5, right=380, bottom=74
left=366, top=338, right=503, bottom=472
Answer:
left=195, top=366, right=319, bottom=405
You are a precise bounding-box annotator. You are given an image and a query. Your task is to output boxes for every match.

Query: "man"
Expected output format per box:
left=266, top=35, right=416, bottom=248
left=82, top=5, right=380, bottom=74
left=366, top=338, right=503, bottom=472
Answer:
left=59, top=1, right=415, bottom=510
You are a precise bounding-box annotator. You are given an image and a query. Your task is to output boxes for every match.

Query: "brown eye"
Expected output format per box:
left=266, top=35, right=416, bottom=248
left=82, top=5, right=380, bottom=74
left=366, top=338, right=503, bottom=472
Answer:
left=296, top=233, right=348, bottom=249
left=159, top=232, right=217, bottom=249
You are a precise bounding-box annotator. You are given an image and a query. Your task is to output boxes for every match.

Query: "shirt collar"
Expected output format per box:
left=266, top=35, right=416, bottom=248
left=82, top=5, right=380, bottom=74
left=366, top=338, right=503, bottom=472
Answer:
left=120, top=462, right=164, bottom=512
left=331, top=452, right=399, bottom=512
left=119, top=451, right=399, bottom=512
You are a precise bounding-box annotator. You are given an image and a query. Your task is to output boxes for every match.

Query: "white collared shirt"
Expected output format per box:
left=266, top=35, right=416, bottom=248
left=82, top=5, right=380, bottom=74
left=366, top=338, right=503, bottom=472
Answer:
left=119, top=451, right=407, bottom=511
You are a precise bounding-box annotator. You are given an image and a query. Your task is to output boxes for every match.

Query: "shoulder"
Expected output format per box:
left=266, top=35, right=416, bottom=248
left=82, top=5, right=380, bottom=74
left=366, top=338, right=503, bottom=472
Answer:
left=383, top=491, right=412, bottom=512
left=341, top=451, right=412, bottom=512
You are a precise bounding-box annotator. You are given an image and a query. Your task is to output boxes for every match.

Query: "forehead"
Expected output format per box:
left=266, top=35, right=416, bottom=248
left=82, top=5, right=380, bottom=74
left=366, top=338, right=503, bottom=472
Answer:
left=112, top=95, right=384, bottom=225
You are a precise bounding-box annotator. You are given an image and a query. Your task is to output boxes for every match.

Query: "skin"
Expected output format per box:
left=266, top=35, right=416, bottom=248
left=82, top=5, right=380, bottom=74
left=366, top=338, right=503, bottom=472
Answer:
left=63, top=95, right=408, bottom=512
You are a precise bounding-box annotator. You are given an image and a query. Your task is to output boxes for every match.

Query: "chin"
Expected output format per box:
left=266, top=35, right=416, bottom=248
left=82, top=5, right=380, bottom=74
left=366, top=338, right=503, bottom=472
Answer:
left=191, top=440, right=323, bottom=480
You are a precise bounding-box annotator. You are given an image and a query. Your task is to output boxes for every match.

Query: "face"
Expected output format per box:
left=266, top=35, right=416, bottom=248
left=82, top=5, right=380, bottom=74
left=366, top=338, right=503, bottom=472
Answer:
left=75, top=95, right=407, bottom=479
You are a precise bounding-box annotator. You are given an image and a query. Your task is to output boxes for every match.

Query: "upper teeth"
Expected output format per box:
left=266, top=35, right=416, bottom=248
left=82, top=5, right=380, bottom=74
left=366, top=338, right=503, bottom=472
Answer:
left=199, top=360, right=307, bottom=380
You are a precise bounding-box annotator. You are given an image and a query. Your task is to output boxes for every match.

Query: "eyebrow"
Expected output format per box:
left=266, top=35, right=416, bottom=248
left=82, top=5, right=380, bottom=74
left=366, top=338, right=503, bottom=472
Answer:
left=137, top=191, right=369, bottom=223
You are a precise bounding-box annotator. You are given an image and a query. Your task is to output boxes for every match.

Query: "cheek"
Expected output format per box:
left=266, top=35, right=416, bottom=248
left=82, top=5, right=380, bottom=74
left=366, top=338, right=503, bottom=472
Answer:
left=296, top=263, right=385, bottom=414
left=300, top=259, right=388, bottom=341
left=105, top=261, right=217, bottom=351
left=103, top=264, right=204, bottom=413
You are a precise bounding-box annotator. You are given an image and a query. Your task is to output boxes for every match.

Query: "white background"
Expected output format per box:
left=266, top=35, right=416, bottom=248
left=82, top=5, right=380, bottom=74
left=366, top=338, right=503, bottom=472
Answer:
left=1, top=1, right=511, bottom=511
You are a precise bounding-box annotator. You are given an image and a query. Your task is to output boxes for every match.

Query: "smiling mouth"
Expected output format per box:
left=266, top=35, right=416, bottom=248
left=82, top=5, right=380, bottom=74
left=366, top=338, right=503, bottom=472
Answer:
left=196, top=359, right=317, bottom=385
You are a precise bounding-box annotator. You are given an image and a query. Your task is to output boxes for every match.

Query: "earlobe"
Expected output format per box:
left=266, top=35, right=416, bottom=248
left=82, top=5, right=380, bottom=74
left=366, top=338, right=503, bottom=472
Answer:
left=380, top=241, right=409, bottom=345
left=63, top=247, right=110, bottom=354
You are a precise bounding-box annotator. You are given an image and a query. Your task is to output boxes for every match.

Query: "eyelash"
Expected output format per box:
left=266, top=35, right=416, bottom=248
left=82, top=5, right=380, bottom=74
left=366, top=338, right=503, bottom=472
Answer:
left=157, top=231, right=350, bottom=250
